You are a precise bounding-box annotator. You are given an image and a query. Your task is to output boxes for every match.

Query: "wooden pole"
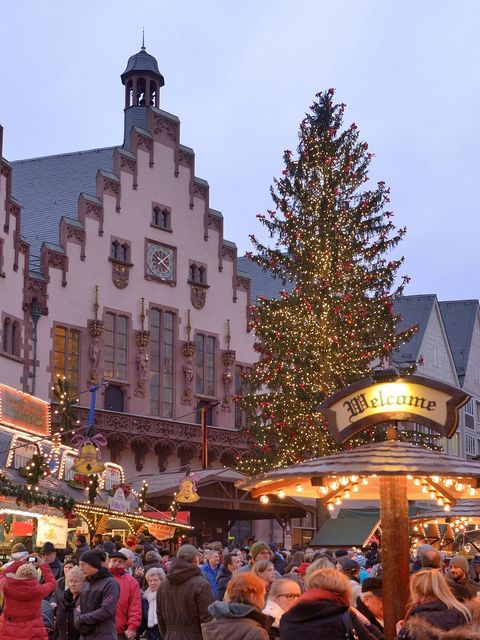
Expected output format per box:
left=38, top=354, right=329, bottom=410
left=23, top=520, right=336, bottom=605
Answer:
left=379, top=475, right=410, bottom=640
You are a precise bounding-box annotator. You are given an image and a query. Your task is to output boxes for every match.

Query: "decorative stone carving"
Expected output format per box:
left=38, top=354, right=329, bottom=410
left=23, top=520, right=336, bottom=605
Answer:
left=207, top=214, right=222, bottom=233
left=153, top=115, right=178, bottom=143
left=25, top=278, right=48, bottom=315
left=178, top=148, right=193, bottom=168
left=120, top=155, right=136, bottom=174
left=222, top=349, right=236, bottom=411
left=191, top=285, right=206, bottom=310
left=112, top=262, right=130, bottom=289
left=131, top=438, right=151, bottom=471
left=136, top=330, right=150, bottom=349
left=89, top=337, right=101, bottom=384
left=155, top=441, right=174, bottom=472
left=135, top=348, right=149, bottom=398
left=177, top=443, right=198, bottom=467
left=181, top=340, right=196, bottom=405
left=236, top=275, right=250, bottom=293
left=52, top=404, right=251, bottom=459
left=107, top=435, right=128, bottom=463
left=222, top=244, right=237, bottom=261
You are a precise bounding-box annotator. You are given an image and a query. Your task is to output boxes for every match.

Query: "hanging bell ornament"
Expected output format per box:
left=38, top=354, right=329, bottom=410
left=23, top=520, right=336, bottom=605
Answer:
left=72, top=441, right=105, bottom=475
left=175, top=476, right=200, bottom=503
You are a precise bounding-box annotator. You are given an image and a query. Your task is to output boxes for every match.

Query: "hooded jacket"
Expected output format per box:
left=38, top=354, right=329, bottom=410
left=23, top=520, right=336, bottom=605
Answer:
left=0, top=560, right=55, bottom=640
left=279, top=589, right=379, bottom=640
left=157, top=558, right=214, bottom=640
left=201, top=601, right=271, bottom=640
left=75, top=566, right=119, bottom=640
left=397, top=600, right=477, bottom=640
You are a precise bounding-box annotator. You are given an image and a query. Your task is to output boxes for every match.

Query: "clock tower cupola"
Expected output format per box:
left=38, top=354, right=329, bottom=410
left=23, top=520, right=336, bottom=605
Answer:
left=121, top=36, right=165, bottom=149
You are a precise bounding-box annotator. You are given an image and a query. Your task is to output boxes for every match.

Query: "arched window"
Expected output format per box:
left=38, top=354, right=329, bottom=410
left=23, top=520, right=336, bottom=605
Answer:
left=120, top=243, right=129, bottom=262
left=137, top=78, right=146, bottom=106
left=198, top=267, right=206, bottom=285
left=152, top=206, right=170, bottom=229
left=11, top=321, right=19, bottom=356
left=111, top=240, right=119, bottom=259
left=127, top=80, right=134, bottom=107
left=3, top=317, right=11, bottom=353
left=150, top=80, right=157, bottom=107
left=189, top=264, right=198, bottom=282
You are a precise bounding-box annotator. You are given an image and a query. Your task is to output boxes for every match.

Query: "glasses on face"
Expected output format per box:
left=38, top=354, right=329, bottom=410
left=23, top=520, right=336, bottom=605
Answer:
left=277, top=593, right=300, bottom=600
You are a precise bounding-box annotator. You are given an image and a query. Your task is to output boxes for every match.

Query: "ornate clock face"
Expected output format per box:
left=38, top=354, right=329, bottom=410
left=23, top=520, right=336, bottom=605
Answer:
left=147, top=243, right=175, bottom=281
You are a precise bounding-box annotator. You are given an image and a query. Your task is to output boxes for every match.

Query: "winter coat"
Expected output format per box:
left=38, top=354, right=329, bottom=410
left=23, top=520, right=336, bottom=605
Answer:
left=279, top=593, right=379, bottom=640
left=47, top=557, right=63, bottom=582
left=397, top=600, right=473, bottom=640
left=55, top=588, right=80, bottom=640
left=201, top=562, right=220, bottom=599
left=111, top=569, right=142, bottom=634
left=201, top=601, right=271, bottom=640
left=446, top=576, right=479, bottom=601
left=215, top=566, right=232, bottom=601
left=74, top=566, right=119, bottom=640
left=157, top=558, right=214, bottom=640
left=0, top=560, right=56, bottom=640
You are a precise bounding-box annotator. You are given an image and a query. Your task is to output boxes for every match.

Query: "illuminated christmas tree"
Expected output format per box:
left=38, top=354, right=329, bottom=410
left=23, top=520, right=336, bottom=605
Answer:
left=238, top=89, right=417, bottom=474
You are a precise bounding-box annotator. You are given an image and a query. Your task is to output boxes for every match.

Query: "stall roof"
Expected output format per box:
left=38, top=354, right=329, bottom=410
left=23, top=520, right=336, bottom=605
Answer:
left=310, top=516, right=380, bottom=547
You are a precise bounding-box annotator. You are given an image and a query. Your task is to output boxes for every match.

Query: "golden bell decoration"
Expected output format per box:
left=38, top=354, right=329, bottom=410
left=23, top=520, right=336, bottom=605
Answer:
left=72, top=441, right=105, bottom=475
left=176, top=476, right=200, bottom=503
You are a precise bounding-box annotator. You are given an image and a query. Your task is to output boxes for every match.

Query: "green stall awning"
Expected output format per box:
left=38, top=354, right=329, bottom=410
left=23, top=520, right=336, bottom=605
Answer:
left=310, top=515, right=379, bottom=547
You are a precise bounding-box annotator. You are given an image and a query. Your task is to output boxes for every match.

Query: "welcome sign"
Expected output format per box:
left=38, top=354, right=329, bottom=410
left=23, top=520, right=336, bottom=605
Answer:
left=320, top=375, right=469, bottom=443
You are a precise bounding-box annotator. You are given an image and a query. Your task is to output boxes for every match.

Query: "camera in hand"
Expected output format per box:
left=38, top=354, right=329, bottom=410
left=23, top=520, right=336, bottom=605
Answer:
left=28, top=556, right=37, bottom=563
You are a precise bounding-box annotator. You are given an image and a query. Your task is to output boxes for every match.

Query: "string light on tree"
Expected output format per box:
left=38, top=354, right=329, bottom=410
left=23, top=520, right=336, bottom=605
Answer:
left=237, top=88, right=418, bottom=474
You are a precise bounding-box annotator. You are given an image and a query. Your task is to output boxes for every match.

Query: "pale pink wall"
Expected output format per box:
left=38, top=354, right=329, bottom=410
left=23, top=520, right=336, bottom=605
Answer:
left=28, top=113, right=255, bottom=434
left=0, top=139, right=27, bottom=389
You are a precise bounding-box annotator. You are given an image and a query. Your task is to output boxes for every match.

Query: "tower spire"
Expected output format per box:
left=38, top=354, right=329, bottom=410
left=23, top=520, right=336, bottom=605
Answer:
left=141, top=28, right=145, bottom=51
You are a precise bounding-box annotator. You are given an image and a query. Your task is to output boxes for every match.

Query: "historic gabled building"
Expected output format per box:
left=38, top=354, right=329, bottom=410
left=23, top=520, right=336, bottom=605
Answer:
left=1, top=45, right=256, bottom=481
left=440, top=300, right=480, bottom=459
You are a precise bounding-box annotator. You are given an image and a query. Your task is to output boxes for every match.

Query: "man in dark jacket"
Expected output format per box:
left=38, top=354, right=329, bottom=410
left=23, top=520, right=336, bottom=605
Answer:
left=40, top=542, right=64, bottom=581
left=73, top=534, right=91, bottom=562
left=356, top=578, right=384, bottom=633
left=76, top=550, right=120, bottom=640
left=157, top=544, right=214, bottom=639
left=216, top=552, right=242, bottom=601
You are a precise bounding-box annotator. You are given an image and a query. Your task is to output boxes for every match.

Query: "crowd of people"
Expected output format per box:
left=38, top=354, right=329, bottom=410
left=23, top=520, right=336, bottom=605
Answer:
left=2, top=535, right=480, bottom=639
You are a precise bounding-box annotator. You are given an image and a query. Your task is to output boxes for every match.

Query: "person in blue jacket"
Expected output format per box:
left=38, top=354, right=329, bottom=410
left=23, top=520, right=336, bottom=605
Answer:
left=201, top=549, right=221, bottom=598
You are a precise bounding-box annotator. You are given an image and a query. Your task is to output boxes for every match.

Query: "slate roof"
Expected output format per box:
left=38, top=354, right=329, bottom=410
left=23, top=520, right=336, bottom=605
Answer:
left=121, top=48, right=163, bottom=80
left=11, top=147, right=115, bottom=259
left=237, top=256, right=294, bottom=300
left=392, top=294, right=437, bottom=366
left=439, top=300, right=479, bottom=385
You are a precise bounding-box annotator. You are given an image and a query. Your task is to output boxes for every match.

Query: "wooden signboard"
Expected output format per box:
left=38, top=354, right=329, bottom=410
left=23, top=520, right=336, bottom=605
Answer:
left=320, top=374, right=469, bottom=443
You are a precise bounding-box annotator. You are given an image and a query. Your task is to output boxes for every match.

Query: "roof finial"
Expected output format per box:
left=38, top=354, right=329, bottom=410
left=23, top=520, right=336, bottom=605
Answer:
left=141, top=28, right=145, bottom=51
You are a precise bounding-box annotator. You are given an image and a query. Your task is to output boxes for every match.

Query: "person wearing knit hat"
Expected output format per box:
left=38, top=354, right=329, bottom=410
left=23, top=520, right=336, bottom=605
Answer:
left=447, top=555, right=479, bottom=601
left=237, top=541, right=283, bottom=577
left=78, top=550, right=119, bottom=639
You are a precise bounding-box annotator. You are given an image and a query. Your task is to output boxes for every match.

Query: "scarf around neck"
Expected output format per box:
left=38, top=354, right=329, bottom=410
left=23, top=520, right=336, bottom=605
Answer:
left=144, top=587, right=158, bottom=627
left=296, top=587, right=350, bottom=608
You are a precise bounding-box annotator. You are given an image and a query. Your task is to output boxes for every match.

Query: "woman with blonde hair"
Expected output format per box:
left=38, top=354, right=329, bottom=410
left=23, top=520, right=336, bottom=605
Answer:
left=263, top=578, right=301, bottom=638
left=55, top=566, right=85, bottom=640
left=202, top=572, right=271, bottom=639
left=279, top=568, right=379, bottom=639
left=397, top=569, right=473, bottom=639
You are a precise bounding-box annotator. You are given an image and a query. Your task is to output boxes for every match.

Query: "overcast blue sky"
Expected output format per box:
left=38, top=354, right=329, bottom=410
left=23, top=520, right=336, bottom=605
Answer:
left=1, top=1, right=479, bottom=300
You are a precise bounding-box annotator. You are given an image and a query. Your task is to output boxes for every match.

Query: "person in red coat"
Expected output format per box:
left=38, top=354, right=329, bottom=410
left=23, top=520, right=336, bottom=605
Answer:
left=108, top=551, right=142, bottom=639
left=0, top=554, right=55, bottom=640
